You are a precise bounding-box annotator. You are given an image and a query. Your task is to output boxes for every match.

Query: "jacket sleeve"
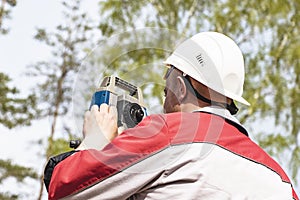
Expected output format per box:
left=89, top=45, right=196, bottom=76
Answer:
left=43, top=150, right=78, bottom=192
left=48, top=114, right=169, bottom=200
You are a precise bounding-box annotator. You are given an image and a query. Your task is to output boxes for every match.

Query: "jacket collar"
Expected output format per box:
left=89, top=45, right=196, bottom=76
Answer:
left=193, top=106, right=249, bottom=137
left=193, top=106, right=240, bottom=124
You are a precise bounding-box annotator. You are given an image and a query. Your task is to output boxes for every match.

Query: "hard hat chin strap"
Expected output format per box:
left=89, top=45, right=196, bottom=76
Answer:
left=182, top=75, right=239, bottom=115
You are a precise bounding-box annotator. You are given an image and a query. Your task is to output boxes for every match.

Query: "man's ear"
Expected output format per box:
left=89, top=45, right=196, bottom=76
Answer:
left=176, top=76, right=187, bottom=102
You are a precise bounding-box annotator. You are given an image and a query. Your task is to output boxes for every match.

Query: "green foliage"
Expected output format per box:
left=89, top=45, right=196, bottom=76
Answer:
left=258, top=133, right=293, bottom=156
left=0, top=0, right=16, bottom=34
left=27, top=0, right=94, bottom=118
left=0, top=159, right=38, bottom=183
left=0, top=159, right=38, bottom=199
left=28, top=1, right=96, bottom=198
left=46, top=137, right=73, bottom=158
left=0, top=192, right=18, bottom=200
left=0, top=72, right=38, bottom=129
left=6, top=0, right=16, bottom=7
left=291, top=147, right=300, bottom=184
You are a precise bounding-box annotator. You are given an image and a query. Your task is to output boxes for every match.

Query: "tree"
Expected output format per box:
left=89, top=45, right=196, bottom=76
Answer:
left=26, top=0, right=96, bottom=199
left=0, top=72, right=37, bottom=128
left=210, top=0, right=300, bottom=186
left=0, top=1, right=41, bottom=199
left=0, top=159, right=38, bottom=200
left=0, top=0, right=16, bottom=34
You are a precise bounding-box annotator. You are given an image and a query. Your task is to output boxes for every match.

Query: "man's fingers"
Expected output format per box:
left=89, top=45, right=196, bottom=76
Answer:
left=99, top=103, right=109, bottom=114
left=86, top=104, right=117, bottom=122
left=82, top=103, right=118, bottom=143
left=90, top=104, right=113, bottom=115
left=83, top=110, right=92, bottom=137
left=108, top=106, right=118, bottom=121
left=84, top=110, right=91, bottom=119
left=90, top=105, right=99, bottom=113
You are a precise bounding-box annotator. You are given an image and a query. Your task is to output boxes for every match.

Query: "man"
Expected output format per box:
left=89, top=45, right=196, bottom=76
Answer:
left=47, top=32, right=299, bottom=199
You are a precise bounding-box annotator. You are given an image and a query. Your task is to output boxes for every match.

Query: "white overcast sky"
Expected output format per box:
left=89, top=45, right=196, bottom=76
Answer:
left=0, top=1, right=299, bottom=199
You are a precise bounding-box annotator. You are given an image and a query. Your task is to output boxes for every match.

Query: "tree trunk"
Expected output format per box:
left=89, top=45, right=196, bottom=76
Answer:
left=37, top=72, right=65, bottom=200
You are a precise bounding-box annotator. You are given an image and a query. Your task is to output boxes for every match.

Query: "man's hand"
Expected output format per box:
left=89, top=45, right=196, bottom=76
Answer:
left=77, top=104, right=118, bottom=150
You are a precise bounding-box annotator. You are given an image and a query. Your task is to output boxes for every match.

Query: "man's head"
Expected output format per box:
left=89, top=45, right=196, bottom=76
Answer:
left=163, top=32, right=250, bottom=114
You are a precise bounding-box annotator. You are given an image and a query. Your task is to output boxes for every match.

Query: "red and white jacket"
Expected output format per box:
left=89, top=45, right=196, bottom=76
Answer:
left=49, top=108, right=299, bottom=200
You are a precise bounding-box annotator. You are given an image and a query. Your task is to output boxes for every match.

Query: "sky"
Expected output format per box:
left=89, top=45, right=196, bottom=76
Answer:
left=0, top=0, right=98, bottom=199
left=0, top=0, right=299, bottom=199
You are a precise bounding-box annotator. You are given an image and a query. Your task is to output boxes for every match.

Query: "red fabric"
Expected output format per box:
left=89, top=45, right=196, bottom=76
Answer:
left=49, top=114, right=169, bottom=199
left=49, top=112, right=298, bottom=200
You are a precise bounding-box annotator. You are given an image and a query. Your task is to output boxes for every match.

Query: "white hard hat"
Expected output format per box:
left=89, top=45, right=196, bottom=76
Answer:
left=164, top=32, right=250, bottom=106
